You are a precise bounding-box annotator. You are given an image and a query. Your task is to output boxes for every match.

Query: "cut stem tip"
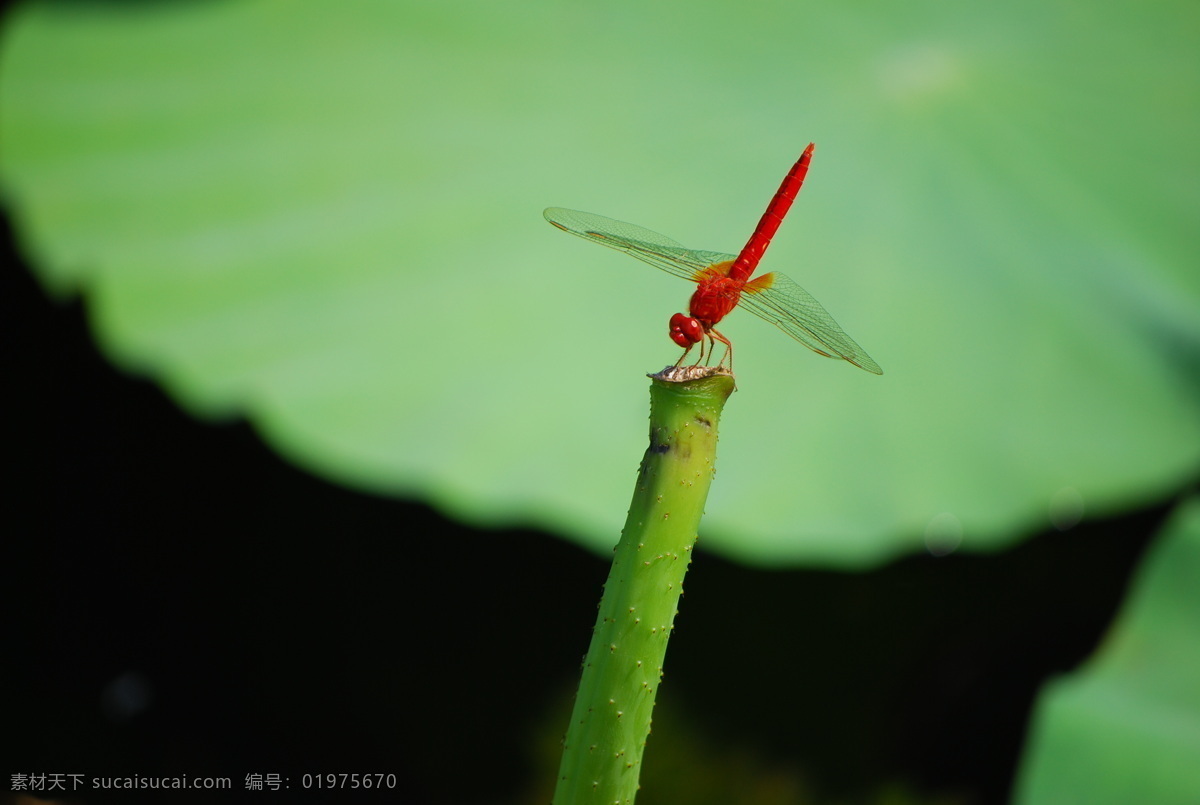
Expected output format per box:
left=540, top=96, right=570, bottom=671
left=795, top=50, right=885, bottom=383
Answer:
left=650, top=365, right=734, bottom=383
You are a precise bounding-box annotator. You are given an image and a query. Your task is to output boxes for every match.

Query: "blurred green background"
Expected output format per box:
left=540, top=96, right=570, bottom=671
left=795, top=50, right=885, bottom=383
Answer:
left=2, top=0, right=1197, bottom=802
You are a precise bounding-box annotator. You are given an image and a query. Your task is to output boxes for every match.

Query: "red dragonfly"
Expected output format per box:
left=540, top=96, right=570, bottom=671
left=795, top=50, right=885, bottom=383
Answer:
left=544, top=143, right=882, bottom=374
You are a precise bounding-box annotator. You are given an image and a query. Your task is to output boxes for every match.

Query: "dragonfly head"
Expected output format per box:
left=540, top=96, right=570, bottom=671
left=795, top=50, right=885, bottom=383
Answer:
left=669, top=313, right=704, bottom=348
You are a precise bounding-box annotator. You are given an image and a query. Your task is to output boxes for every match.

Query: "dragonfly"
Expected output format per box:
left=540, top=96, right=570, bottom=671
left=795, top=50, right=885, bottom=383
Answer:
left=544, top=143, right=882, bottom=374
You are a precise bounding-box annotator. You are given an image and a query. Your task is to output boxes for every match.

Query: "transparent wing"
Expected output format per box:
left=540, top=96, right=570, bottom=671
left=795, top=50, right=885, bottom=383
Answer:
left=740, top=272, right=883, bottom=374
left=544, top=207, right=735, bottom=282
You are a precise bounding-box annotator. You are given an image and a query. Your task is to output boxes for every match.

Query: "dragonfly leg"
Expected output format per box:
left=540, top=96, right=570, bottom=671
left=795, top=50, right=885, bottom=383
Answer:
left=678, top=338, right=707, bottom=367
left=708, top=328, right=733, bottom=370
left=673, top=342, right=697, bottom=368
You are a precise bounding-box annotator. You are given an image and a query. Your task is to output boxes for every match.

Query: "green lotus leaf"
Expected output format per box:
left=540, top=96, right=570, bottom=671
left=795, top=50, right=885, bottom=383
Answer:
left=2, top=0, right=1197, bottom=565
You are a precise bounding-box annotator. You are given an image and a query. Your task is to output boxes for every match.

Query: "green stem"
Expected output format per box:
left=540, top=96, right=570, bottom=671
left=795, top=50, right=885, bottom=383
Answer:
left=553, top=366, right=736, bottom=805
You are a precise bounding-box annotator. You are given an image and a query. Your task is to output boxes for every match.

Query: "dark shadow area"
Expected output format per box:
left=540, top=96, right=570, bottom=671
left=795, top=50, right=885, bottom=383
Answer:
left=665, top=498, right=1171, bottom=804
left=0, top=204, right=1184, bottom=804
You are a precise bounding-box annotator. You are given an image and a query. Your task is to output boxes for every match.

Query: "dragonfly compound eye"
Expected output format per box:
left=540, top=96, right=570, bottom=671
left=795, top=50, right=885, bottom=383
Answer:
left=669, top=313, right=704, bottom=347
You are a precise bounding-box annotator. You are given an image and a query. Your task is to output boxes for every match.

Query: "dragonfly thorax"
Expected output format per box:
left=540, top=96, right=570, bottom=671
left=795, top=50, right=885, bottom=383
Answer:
left=669, top=274, right=743, bottom=348
left=688, top=275, right=743, bottom=328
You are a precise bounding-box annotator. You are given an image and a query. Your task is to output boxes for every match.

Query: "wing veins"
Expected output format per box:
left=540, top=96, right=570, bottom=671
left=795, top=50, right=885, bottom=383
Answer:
left=740, top=272, right=883, bottom=374
left=545, top=207, right=734, bottom=282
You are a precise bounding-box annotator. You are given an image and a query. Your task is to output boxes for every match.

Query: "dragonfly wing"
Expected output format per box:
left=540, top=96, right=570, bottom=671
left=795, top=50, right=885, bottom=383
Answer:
left=689, top=249, right=739, bottom=271
left=740, top=271, right=883, bottom=374
left=544, top=207, right=735, bottom=282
